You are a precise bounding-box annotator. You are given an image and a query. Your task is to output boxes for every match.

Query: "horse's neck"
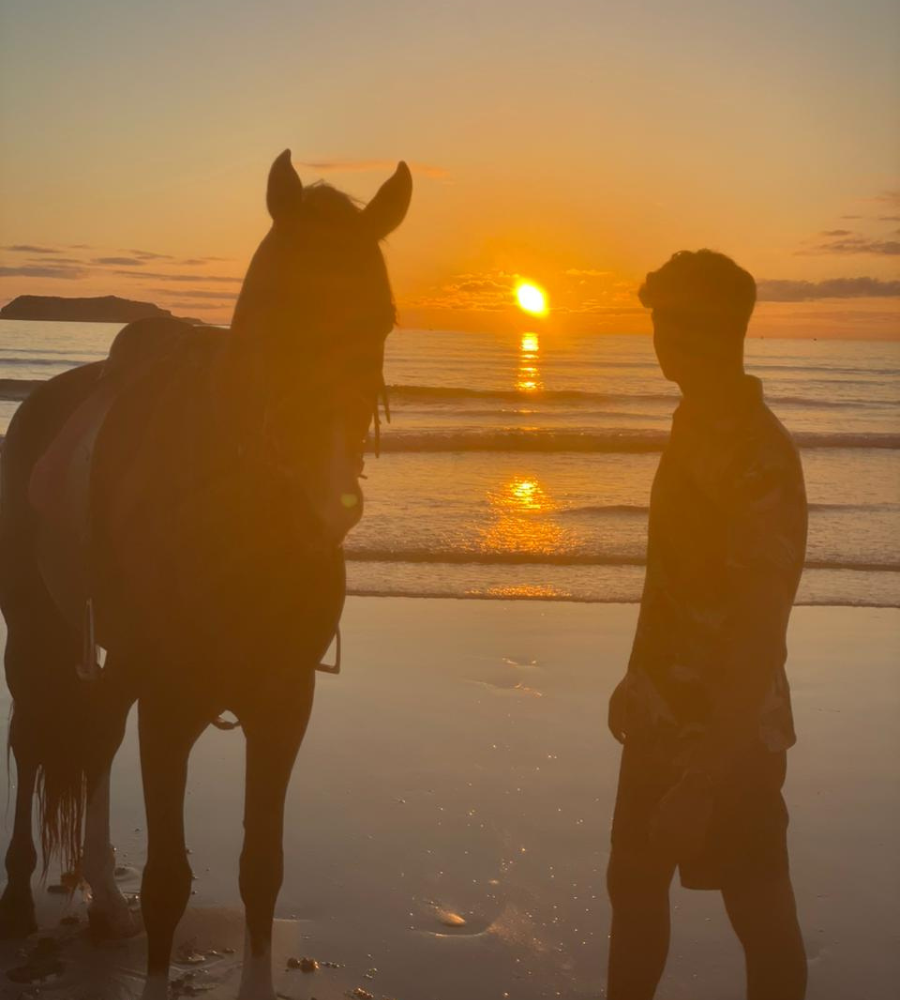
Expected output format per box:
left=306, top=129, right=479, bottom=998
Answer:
left=207, top=329, right=270, bottom=439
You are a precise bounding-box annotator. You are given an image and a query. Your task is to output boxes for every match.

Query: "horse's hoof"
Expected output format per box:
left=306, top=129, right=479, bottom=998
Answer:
left=87, top=902, right=141, bottom=942
left=138, top=975, right=169, bottom=1000
left=0, top=894, right=38, bottom=940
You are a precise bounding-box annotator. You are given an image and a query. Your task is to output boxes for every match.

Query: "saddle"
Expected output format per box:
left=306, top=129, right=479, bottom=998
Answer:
left=28, top=318, right=198, bottom=659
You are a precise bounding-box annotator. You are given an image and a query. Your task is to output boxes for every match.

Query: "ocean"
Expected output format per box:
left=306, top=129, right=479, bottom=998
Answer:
left=1, top=320, right=898, bottom=608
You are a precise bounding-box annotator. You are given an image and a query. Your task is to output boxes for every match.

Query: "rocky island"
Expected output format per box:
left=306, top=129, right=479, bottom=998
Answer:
left=0, top=295, right=207, bottom=325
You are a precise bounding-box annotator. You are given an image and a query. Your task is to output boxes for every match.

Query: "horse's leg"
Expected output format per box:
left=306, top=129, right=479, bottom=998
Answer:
left=0, top=735, right=38, bottom=938
left=237, top=671, right=315, bottom=1000
left=138, top=695, right=208, bottom=1000
left=82, top=666, right=139, bottom=939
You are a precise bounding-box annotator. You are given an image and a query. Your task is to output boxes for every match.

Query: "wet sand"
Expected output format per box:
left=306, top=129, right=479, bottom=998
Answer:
left=0, top=598, right=898, bottom=999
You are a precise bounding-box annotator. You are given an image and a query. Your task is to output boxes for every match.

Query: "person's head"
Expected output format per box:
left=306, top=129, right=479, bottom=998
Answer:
left=638, top=250, right=756, bottom=388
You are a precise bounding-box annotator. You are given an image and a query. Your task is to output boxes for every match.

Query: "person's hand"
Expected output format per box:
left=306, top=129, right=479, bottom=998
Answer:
left=648, top=772, right=715, bottom=860
left=607, top=675, right=630, bottom=744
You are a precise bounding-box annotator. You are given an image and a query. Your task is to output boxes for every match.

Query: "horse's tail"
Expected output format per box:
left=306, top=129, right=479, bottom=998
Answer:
left=1, top=382, right=97, bottom=878
left=1, top=554, right=93, bottom=883
left=32, top=663, right=92, bottom=878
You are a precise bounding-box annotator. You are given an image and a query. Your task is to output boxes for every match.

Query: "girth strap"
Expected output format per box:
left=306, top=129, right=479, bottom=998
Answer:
left=209, top=626, right=341, bottom=732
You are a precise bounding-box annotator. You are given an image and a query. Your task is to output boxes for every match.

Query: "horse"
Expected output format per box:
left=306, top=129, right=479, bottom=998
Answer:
left=0, top=150, right=412, bottom=999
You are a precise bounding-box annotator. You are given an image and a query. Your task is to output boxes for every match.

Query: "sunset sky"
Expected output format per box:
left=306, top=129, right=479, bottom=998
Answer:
left=1, top=0, right=898, bottom=337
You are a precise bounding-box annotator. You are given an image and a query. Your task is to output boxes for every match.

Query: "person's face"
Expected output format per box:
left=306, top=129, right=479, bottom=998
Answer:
left=652, top=311, right=741, bottom=387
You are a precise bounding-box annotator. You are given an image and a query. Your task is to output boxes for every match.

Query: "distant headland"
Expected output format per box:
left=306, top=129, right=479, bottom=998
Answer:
left=0, top=295, right=207, bottom=326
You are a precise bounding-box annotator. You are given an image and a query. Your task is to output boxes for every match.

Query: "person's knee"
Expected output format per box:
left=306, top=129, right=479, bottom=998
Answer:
left=607, top=850, right=673, bottom=912
left=722, top=873, right=800, bottom=943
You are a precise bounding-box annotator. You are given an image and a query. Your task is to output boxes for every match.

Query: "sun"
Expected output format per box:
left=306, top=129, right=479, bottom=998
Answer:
left=515, top=281, right=548, bottom=316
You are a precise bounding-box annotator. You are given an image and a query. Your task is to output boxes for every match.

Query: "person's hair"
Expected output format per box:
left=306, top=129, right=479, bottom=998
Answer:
left=638, top=249, right=756, bottom=336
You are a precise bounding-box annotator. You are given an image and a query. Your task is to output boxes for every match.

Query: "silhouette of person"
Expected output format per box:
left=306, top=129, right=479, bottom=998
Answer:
left=606, top=250, right=808, bottom=999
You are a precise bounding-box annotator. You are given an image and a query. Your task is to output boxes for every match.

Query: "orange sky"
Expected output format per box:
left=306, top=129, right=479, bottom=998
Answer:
left=1, top=1, right=898, bottom=338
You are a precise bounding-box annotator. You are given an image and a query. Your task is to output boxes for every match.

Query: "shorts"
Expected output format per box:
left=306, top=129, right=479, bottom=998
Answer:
left=610, top=738, right=790, bottom=890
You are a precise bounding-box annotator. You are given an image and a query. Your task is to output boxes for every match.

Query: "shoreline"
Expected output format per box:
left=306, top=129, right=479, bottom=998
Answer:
left=345, top=589, right=900, bottom=608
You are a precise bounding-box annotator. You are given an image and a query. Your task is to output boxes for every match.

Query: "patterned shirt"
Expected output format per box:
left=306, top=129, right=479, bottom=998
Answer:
left=623, top=374, right=807, bottom=761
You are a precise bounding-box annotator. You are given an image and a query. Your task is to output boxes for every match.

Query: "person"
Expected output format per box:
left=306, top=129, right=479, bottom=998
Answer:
left=606, top=250, right=808, bottom=999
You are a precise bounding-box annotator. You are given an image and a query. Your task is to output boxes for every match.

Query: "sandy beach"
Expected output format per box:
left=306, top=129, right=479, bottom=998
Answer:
left=0, top=597, right=898, bottom=1000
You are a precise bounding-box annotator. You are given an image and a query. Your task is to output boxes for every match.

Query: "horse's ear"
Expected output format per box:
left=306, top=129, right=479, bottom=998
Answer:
left=362, top=162, right=412, bottom=239
left=267, top=149, right=303, bottom=222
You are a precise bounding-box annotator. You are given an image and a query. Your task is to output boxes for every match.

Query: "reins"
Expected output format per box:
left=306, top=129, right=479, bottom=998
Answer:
left=370, top=374, right=391, bottom=458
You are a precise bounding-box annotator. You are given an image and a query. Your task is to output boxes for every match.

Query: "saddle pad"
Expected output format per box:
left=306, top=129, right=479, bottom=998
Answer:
left=28, top=319, right=198, bottom=631
left=29, top=376, right=124, bottom=630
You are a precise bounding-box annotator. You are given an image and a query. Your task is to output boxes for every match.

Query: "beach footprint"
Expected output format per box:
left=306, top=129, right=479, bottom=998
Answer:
left=467, top=656, right=545, bottom=697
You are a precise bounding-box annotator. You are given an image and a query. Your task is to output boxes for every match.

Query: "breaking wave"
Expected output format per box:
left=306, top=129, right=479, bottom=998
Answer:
left=366, top=429, right=900, bottom=453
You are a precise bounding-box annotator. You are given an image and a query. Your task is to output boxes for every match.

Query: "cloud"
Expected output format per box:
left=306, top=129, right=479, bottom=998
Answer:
left=127, top=249, right=173, bottom=260
left=174, top=257, right=234, bottom=266
left=299, top=160, right=448, bottom=179
left=0, top=264, right=88, bottom=279
left=93, top=256, right=145, bottom=266
left=574, top=303, right=645, bottom=316
left=455, top=279, right=507, bottom=293
left=4, top=244, right=61, bottom=254
left=113, top=270, right=241, bottom=283
left=412, top=268, right=642, bottom=316
left=412, top=271, right=518, bottom=312
left=150, top=288, right=239, bottom=300
left=870, top=189, right=900, bottom=206
left=757, top=277, right=900, bottom=302
left=878, top=215, right=900, bottom=223
left=820, top=229, right=853, bottom=237
left=799, top=232, right=900, bottom=256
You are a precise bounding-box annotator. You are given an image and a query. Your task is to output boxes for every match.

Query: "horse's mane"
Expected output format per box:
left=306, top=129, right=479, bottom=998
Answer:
left=299, top=182, right=364, bottom=226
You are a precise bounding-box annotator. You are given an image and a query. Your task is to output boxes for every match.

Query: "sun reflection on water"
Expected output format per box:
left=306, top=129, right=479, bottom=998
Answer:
left=509, top=478, right=547, bottom=511
left=517, top=331, right=542, bottom=393
left=521, top=331, right=539, bottom=353
left=470, top=583, right=569, bottom=600
left=481, top=474, right=564, bottom=555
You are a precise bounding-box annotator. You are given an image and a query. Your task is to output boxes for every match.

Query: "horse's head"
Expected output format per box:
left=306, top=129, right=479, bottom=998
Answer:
left=229, top=151, right=412, bottom=542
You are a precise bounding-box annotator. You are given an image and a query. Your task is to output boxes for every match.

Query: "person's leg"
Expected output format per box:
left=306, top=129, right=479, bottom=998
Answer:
left=713, top=749, right=806, bottom=1000
left=606, top=741, right=678, bottom=1000
left=722, top=874, right=806, bottom=1000
left=607, top=849, right=676, bottom=1000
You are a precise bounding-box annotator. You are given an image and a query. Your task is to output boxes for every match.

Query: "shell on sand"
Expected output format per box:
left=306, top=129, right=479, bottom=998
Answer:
left=435, top=908, right=467, bottom=927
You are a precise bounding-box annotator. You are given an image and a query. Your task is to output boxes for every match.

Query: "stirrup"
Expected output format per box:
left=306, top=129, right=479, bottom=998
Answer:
left=77, top=598, right=102, bottom=682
